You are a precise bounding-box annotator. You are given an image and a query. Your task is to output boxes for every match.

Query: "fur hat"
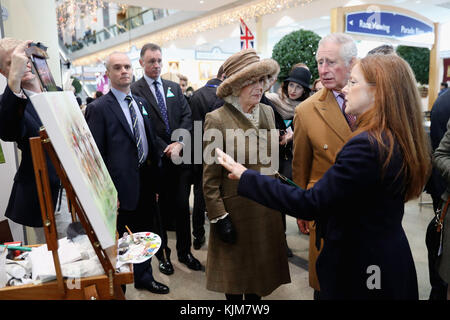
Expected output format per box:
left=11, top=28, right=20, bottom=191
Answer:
left=217, top=49, right=280, bottom=98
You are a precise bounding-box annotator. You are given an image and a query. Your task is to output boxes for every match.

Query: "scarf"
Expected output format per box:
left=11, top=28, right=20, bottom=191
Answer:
left=223, top=95, right=260, bottom=128
left=265, top=91, right=299, bottom=120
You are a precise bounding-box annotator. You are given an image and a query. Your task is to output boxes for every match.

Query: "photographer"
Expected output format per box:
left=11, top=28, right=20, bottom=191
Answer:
left=0, top=39, right=69, bottom=243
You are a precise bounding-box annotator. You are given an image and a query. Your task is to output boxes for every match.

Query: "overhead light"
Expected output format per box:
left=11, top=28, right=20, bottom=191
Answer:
left=200, top=0, right=204, bottom=3
left=344, top=0, right=365, bottom=7
left=320, top=15, right=330, bottom=20
left=196, top=36, right=207, bottom=45
left=276, top=16, right=295, bottom=27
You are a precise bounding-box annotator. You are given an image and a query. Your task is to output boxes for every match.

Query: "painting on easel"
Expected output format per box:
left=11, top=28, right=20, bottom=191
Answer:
left=30, top=92, right=117, bottom=249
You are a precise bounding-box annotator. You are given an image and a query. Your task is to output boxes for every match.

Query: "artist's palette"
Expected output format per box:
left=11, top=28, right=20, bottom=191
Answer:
left=117, top=232, right=161, bottom=265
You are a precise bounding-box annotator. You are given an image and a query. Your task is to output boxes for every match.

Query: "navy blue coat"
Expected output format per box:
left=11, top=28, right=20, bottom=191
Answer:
left=131, top=77, right=192, bottom=155
left=0, top=85, right=60, bottom=227
left=85, top=91, right=161, bottom=211
left=238, top=132, right=418, bottom=300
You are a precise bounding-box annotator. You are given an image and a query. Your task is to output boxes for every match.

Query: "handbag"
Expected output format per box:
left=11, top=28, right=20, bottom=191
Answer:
left=435, top=197, right=450, bottom=257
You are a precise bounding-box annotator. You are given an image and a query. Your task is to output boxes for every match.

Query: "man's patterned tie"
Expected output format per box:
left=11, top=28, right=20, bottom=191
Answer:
left=339, top=93, right=356, bottom=131
left=125, top=95, right=144, bottom=164
left=153, top=81, right=171, bottom=136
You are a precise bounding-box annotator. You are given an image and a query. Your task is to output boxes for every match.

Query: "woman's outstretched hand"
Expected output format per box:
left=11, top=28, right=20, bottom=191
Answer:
left=216, top=148, right=247, bottom=180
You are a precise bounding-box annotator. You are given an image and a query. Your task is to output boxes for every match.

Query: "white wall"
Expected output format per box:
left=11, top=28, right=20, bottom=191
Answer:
left=0, top=75, right=24, bottom=242
left=3, top=0, right=62, bottom=86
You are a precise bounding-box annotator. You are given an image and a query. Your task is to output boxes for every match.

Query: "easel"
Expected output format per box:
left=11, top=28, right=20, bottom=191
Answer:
left=0, top=128, right=133, bottom=299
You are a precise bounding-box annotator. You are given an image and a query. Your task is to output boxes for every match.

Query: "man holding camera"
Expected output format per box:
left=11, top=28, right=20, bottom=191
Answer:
left=0, top=39, right=60, bottom=243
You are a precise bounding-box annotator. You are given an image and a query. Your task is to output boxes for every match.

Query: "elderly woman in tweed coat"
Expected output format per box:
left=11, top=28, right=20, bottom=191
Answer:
left=433, top=118, right=450, bottom=300
left=202, top=49, right=291, bottom=300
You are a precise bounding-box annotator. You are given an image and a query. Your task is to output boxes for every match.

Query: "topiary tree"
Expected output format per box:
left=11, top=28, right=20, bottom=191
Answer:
left=271, top=29, right=321, bottom=84
left=71, top=77, right=82, bottom=94
left=396, top=45, right=430, bottom=85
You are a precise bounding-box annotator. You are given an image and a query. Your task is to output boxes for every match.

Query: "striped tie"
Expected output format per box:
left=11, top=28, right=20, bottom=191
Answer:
left=125, top=95, right=145, bottom=164
left=339, top=93, right=356, bottom=131
left=153, top=81, right=171, bottom=136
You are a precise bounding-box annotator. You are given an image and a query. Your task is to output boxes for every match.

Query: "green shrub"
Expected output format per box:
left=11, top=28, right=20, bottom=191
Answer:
left=271, top=29, right=321, bottom=84
left=71, top=77, right=82, bottom=94
left=396, top=45, right=430, bottom=85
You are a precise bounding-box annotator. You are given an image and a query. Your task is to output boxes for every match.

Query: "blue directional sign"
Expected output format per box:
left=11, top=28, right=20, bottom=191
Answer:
left=346, top=11, right=434, bottom=44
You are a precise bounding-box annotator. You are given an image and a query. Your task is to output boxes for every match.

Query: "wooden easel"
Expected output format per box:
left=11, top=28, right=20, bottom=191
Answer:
left=0, top=128, right=133, bottom=300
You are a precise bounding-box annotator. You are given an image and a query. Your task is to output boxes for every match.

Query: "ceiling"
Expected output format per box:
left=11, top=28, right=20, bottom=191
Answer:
left=107, top=0, right=248, bottom=11
left=72, top=0, right=450, bottom=64
left=106, top=0, right=450, bottom=22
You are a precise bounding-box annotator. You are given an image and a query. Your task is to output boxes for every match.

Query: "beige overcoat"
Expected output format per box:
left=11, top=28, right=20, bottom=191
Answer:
left=292, top=88, right=352, bottom=291
left=203, top=102, right=291, bottom=297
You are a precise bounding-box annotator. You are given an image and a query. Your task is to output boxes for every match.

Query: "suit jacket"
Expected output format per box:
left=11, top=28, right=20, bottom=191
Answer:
left=203, top=102, right=290, bottom=296
left=0, top=85, right=60, bottom=227
left=189, top=78, right=224, bottom=125
left=238, top=132, right=419, bottom=300
left=131, top=77, right=192, bottom=157
left=85, top=91, right=160, bottom=211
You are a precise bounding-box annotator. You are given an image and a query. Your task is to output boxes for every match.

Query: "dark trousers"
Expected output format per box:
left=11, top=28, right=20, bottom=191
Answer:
left=158, top=159, right=193, bottom=259
left=117, top=203, right=156, bottom=283
left=192, top=164, right=206, bottom=240
left=117, top=172, right=157, bottom=285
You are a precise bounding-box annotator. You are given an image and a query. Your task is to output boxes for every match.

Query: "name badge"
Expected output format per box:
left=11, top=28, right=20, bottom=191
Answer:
left=167, top=87, right=175, bottom=98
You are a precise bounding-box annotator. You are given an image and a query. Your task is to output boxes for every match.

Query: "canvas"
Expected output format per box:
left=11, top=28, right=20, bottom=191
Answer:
left=30, top=91, right=117, bottom=249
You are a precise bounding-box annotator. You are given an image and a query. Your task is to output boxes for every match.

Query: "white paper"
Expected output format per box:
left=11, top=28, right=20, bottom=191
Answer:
left=0, top=248, right=7, bottom=288
left=29, top=236, right=105, bottom=282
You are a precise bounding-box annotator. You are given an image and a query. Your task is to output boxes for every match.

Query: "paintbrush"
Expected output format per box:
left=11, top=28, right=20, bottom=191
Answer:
left=125, top=225, right=139, bottom=244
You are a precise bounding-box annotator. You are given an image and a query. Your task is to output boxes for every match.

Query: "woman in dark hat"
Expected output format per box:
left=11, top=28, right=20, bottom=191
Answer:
left=266, top=66, right=311, bottom=147
left=203, top=49, right=291, bottom=300
left=265, top=65, right=311, bottom=253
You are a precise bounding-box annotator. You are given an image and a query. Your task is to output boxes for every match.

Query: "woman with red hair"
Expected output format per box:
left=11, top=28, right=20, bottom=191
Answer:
left=217, top=54, right=431, bottom=299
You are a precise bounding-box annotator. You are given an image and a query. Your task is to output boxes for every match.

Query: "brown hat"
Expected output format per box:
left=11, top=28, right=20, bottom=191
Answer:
left=217, top=48, right=279, bottom=98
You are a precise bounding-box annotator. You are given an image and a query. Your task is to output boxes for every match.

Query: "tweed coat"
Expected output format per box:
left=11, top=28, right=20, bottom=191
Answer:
left=292, top=88, right=352, bottom=290
left=203, top=102, right=291, bottom=296
left=433, top=118, right=450, bottom=283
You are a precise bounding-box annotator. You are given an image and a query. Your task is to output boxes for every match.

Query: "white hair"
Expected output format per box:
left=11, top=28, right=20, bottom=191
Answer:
left=317, top=33, right=357, bottom=66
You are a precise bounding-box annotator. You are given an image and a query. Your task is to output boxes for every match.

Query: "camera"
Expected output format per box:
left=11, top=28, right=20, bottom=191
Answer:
left=25, top=42, right=57, bottom=92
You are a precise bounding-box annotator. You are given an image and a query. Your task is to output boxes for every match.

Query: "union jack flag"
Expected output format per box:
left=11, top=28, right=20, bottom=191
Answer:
left=240, top=18, right=254, bottom=49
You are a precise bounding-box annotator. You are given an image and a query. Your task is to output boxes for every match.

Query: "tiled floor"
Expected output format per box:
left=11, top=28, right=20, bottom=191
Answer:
left=125, top=193, right=435, bottom=300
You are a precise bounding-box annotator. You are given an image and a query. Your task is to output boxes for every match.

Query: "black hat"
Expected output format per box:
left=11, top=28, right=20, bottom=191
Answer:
left=284, top=67, right=311, bottom=89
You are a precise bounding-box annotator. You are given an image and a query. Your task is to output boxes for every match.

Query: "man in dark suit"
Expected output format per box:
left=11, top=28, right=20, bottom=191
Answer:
left=85, top=51, right=168, bottom=294
left=0, top=38, right=60, bottom=243
left=188, top=66, right=224, bottom=250
left=131, top=43, right=202, bottom=274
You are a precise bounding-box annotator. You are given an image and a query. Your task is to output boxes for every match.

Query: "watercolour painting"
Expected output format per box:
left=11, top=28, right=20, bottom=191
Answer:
left=31, top=91, right=117, bottom=249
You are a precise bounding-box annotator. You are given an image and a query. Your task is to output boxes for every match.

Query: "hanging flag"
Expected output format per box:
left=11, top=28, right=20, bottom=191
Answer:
left=240, top=18, right=255, bottom=50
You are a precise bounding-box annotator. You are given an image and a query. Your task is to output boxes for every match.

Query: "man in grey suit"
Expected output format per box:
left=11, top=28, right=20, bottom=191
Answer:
left=131, top=43, right=202, bottom=274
